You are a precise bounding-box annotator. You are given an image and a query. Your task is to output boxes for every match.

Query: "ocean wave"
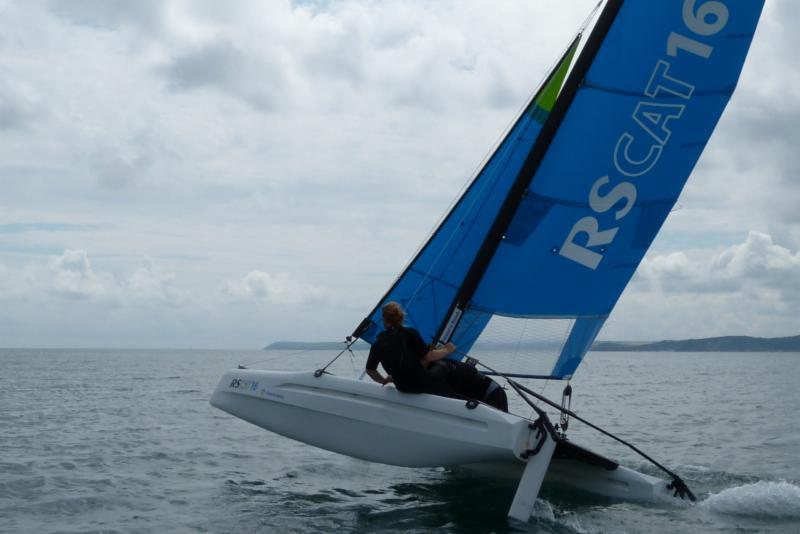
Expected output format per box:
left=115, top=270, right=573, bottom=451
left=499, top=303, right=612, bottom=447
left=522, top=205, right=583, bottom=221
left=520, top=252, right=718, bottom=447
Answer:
left=703, top=480, right=800, bottom=519
left=678, top=464, right=710, bottom=473
left=531, top=498, right=555, bottom=522
left=531, top=500, right=593, bottom=534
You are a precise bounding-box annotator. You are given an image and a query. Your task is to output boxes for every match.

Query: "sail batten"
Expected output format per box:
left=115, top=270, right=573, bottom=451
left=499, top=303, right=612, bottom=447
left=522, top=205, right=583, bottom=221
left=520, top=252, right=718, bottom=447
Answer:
left=582, top=80, right=737, bottom=98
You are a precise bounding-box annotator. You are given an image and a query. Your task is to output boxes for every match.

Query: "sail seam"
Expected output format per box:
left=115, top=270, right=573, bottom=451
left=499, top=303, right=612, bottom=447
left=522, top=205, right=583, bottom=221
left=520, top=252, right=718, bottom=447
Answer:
left=463, top=306, right=610, bottom=320
left=582, top=80, right=735, bottom=98
left=523, top=191, right=678, bottom=209
left=406, top=268, right=460, bottom=291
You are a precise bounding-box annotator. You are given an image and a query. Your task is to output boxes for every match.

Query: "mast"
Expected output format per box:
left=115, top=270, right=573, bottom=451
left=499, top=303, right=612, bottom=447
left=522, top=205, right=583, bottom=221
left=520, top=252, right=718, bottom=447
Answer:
left=433, top=0, right=625, bottom=343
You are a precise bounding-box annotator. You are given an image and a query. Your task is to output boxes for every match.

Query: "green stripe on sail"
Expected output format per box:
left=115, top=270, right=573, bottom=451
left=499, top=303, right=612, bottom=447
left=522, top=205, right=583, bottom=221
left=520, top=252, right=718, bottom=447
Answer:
left=527, top=38, right=581, bottom=123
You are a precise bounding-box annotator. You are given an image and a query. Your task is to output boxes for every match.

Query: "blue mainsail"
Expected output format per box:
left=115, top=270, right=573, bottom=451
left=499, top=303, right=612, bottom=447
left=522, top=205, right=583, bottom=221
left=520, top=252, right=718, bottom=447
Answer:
left=356, top=0, right=764, bottom=379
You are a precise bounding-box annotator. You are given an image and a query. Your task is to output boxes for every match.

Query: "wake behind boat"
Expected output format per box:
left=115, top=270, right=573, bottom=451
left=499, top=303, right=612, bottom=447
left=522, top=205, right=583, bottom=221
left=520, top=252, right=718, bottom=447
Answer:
left=211, top=0, right=765, bottom=522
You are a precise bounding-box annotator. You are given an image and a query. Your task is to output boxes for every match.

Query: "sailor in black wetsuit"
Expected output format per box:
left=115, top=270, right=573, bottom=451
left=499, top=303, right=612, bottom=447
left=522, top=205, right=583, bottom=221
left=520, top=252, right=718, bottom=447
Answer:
left=364, top=302, right=508, bottom=412
left=364, top=301, right=458, bottom=396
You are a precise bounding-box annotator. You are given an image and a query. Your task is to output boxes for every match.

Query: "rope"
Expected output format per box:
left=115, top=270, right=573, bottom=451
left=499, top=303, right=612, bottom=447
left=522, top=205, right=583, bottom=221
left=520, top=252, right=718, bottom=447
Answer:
left=449, top=349, right=696, bottom=502
left=238, top=348, right=315, bottom=369
left=512, top=378, right=695, bottom=501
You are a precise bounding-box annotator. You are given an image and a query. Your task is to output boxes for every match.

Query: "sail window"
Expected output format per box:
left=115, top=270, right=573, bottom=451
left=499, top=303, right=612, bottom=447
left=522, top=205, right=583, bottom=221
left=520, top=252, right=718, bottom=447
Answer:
left=451, top=310, right=576, bottom=378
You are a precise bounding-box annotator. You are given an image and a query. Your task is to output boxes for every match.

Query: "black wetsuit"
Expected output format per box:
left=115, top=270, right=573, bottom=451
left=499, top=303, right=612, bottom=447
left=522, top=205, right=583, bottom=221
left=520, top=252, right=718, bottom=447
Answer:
left=428, top=359, right=508, bottom=412
left=366, top=326, right=507, bottom=411
left=366, top=326, right=456, bottom=397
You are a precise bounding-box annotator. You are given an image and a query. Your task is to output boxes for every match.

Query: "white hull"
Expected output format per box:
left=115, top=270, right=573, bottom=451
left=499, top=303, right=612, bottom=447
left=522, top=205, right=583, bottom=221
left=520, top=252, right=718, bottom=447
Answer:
left=211, top=369, right=674, bottom=503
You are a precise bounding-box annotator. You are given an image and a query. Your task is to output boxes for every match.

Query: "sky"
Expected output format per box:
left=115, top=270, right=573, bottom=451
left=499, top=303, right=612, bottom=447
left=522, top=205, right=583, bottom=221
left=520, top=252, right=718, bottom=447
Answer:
left=1, top=0, right=798, bottom=349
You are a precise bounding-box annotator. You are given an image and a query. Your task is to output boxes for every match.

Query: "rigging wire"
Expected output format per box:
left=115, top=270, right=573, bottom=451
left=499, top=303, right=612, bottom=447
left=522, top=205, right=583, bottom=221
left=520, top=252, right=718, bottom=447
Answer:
left=583, top=1, right=605, bottom=33
left=438, top=342, right=695, bottom=501
left=238, top=348, right=316, bottom=369
left=314, top=337, right=361, bottom=377
left=510, top=377, right=696, bottom=501
left=533, top=318, right=576, bottom=418
left=471, top=355, right=697, bottom=502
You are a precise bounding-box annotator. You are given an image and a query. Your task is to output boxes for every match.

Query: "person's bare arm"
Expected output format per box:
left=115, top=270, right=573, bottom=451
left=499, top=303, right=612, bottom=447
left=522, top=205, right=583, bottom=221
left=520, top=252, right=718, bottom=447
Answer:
left=366, top=368, right=393, bottom=385
left=422, top=342, right=456, bottom=366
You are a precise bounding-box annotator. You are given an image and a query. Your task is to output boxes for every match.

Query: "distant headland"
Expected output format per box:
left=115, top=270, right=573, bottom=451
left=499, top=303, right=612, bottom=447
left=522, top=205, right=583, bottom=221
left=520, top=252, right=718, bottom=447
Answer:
left=591, top=335, right=800, bottom=352
left=265, top=335, right=800, bottom=352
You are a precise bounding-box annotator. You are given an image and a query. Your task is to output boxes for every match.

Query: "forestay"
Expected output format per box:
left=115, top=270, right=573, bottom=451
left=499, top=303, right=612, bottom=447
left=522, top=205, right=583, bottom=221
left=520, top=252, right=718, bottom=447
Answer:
left=355, top=0, right=764, bottom=380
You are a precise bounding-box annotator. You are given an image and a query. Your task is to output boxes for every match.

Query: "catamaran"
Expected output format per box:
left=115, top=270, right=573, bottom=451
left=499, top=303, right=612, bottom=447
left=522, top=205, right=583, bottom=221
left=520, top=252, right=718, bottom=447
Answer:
left=211, top=0, right=764, bottom=522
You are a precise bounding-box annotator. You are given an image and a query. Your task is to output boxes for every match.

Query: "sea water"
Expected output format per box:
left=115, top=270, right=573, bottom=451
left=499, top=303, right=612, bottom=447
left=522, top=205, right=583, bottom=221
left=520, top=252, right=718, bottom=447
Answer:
left=1, top=348, right=799, bottom=533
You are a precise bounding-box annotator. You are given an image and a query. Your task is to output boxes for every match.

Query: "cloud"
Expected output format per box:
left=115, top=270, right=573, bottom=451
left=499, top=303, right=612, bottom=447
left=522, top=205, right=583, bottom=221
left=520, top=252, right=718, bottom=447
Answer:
left=0, top=80, right=42, bottom=131
left=0, top=261, right=35, bottom=302
left=0, top=223, right=96, bottom=234
left=637, top=231, right=800, bottom=298
left=157, top=40, right=290, bottom=112
left=88, top=128, right=170, bottom=190
left=160, top=41, right=244, bottom=91
left=714, top=231, right=800, bottom=276
left=47, top=0, right=164, bottom=34
left=606, top=232, right=800, bottom=340
left=143, top=0, right=584, bottom=115
left=223, top=270, right=327, bottom=305
left=50, top=249, right=116, bottom=300
left=126, top=256, right=182, bottom=304
left=36, top=249, right=182, bottom=305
